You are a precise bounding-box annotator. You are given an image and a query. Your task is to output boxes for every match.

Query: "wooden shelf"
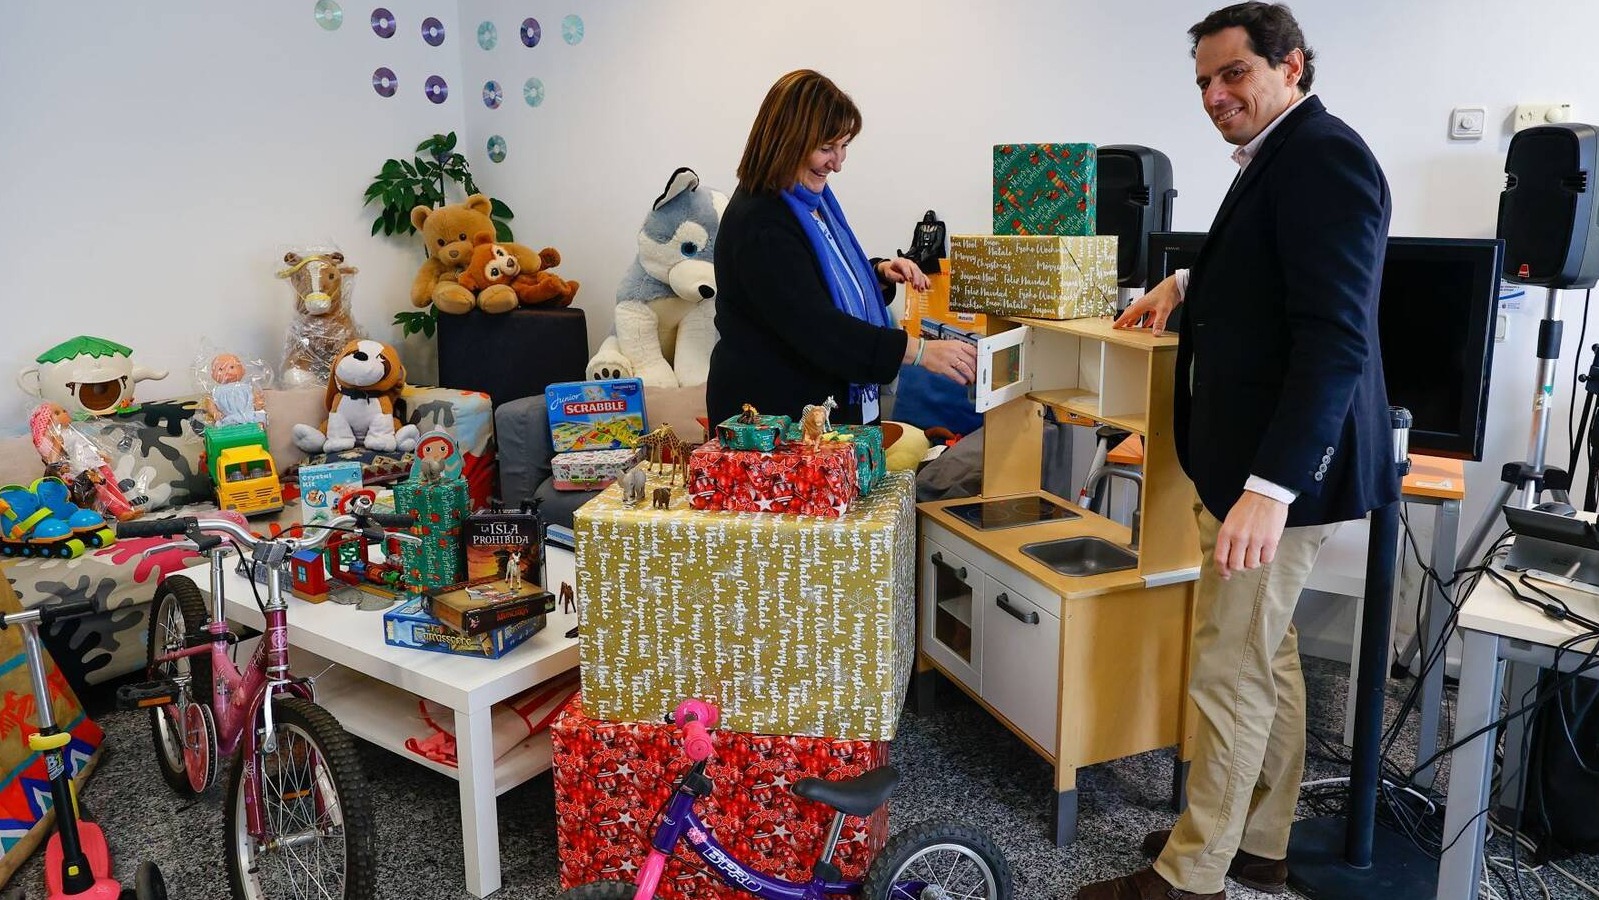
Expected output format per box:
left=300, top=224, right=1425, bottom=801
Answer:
left=1009, top=314, right=1179, bottom=350
left=937, top=595, right=973, bottom=628
left=1026, top=389, right=1149, bottom=436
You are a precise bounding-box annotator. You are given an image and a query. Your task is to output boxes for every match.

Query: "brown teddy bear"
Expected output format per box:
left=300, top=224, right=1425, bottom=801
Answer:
left=457, top=235, right=580, bottom=308
left=409, top=195, right=549, bottom=314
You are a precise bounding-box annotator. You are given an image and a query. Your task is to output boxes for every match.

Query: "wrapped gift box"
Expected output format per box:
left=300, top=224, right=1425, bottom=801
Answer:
left=383, top=596, right=546, bottom=658
left=575, top=470, right=915, bottom=740
left=781, top=423, right=885, bottom=496
left=714, top=413, right=793, bottom=452
left=552, top=693, right=888, bottom=897
left=552, top=448, right=639, bottom=491
left=949, top=234, right=1118, bottom=320
left=394, top=476, right=470, bottom=590
left=687, top=440, right=857, bottom=517
left=993, top=142, right=1097, bottom=236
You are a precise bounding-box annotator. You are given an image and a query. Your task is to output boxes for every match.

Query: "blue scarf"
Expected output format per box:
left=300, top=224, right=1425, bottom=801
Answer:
left=780, top=184, right=894, bottom=329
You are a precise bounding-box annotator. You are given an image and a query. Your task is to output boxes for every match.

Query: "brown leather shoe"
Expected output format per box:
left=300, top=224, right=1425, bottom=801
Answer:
left=1074, top=866, right=1225, bottom=900
left=1139, top=830, right=1288, bottom=894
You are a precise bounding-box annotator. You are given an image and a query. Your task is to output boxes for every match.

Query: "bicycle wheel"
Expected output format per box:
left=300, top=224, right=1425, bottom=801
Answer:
left=860, top=821, right=1013, bottom=900
left=146, top=574, right=213, bottom=795
left=224, top=697, right=376, bottom=900
left=557, top=883, right=636, bottom=899
left=135, top=860, right=170, bottom=899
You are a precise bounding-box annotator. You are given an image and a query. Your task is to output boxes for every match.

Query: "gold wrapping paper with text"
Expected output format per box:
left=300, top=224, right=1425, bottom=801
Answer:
left=949, top=234, right=1118, bottom=319
left=575, top=470, right=915, bottom=740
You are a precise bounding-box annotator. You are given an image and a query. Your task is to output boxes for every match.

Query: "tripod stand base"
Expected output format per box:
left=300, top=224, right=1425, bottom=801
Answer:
left=1286, top=818, right=1436, bottom=900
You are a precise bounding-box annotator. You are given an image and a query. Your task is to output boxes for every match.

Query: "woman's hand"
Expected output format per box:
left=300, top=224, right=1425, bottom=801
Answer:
left=876, top=257, right=929, bottom=292
left=906, top=337, right=978, bottom=385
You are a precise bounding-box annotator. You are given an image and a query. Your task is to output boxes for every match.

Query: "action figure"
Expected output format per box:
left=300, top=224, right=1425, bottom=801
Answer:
left=506, top=549, right=523, bottom=592
left=27, top=402, right=139, bottom=521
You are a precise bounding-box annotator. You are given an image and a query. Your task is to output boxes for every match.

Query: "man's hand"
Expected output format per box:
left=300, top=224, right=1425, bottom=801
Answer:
left=1215, top=491, right=1290, bottom=579
left=1113, top=274, right=1182, bottom=335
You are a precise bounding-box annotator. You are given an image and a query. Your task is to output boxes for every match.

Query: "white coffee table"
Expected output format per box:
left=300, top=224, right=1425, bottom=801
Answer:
left=188, top=546, right=580, bottom=898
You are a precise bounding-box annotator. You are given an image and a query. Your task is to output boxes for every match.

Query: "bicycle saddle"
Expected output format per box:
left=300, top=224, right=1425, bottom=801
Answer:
left=792, top=765, right=901, bottom=817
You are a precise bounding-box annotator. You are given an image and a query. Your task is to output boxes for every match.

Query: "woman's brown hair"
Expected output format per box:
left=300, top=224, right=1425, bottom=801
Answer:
left=736, top=69, right=862, bottom=194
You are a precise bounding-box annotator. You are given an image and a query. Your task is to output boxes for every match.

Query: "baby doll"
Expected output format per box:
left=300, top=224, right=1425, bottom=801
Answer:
left=28, top=402, right=140, bottom=521
left=203, top=353, right=267, bottom=427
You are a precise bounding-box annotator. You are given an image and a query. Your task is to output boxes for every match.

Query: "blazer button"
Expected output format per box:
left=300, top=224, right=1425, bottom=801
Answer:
left=1325, top=446, right=1336, bottom=454
left=1314, top=471, right=1324, bottom=482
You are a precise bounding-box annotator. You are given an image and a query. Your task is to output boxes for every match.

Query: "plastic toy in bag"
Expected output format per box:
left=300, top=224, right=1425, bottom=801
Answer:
left=193, top=350, right=272, bottom=428
left=27, top=402, right=142, bottom=521
left=276, top=247, right=364, bottom=389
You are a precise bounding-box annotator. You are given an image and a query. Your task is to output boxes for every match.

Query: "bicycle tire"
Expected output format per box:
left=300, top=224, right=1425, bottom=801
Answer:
left=135, top=860, right=170, bottom=900
left=146, top=574, right=213, bottom=796
left=224, top=697, right=376, bottom=900
left=860, top=820, right=1013, bottom=900
left=557, top=882, right=637, bottom=899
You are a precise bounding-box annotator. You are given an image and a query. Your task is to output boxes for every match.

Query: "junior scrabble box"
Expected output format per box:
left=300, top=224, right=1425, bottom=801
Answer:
left=545, top=378, right=647, bottom=453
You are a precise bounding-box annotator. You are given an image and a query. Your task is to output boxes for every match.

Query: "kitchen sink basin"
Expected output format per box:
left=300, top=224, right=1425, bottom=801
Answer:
left=1020, top=536, right=1138, bottom=576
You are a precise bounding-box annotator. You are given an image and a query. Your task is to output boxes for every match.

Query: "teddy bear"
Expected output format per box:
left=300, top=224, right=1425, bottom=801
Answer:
left=292, top=339, right=420, bottom=453
left=456, top=235, right=579, bottom=308
left=586, top=167, right=726, bottom=388
left=409, top=194, right=550, bottom=315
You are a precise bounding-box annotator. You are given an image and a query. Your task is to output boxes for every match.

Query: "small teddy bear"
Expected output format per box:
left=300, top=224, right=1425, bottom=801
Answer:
left=456, top=235, right=579, bottom=308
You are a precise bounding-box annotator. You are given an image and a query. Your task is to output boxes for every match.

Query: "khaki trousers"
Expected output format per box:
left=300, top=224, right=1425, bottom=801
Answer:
left=1154, top=504, right=1337, bottom=894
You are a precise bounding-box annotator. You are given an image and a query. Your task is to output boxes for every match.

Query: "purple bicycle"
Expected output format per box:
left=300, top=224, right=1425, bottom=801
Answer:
left=559, top=699, right=1013, bottom=900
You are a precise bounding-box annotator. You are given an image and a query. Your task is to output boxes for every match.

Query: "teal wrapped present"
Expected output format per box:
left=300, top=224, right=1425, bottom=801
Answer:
left=394, top=476, right=470, bottom=590
left=783, top=422, right=886, bottom=495
left=993, top=142, right=1097, bottom=236
left=715, top=412, right=793, bottom=452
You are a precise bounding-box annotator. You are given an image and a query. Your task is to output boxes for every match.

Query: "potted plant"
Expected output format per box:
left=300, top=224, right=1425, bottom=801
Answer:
left=363, top=132, right=518, bottom=337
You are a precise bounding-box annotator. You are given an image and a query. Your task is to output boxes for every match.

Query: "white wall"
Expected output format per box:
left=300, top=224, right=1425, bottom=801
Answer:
left=8, top=0, right=1599, bottom=560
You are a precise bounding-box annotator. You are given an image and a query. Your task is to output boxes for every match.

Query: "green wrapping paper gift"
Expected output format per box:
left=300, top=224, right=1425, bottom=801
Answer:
left=394, top=476, right=470, bottom=590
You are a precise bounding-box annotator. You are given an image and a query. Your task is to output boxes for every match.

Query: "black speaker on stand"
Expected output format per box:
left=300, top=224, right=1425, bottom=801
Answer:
left=1096, top=145, right=1177, bottom=299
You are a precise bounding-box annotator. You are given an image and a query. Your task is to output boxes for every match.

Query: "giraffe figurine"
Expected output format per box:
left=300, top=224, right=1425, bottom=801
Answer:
left=636, top=424, right=689, bottom=486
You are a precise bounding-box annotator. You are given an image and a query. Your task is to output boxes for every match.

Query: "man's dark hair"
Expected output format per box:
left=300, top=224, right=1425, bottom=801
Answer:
left=1189, top=2, right=1316, bottom=91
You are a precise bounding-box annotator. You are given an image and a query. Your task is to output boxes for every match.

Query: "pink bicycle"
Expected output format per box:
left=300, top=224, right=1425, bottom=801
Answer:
left=559, top=699, right=1013, bottom=900
left=116, top=513, right=415, bottom=900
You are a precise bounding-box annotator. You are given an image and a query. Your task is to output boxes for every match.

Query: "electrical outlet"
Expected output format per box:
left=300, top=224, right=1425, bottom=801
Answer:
left=1514, top=103, right=1573, bottom=133
left=1450, top=107, right=1486, bottom=140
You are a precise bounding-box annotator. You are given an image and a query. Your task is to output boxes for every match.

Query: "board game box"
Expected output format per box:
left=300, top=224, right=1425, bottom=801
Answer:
left=424, top=576, right=556, bottom=635
left=545, top=378, right=647, bottom=453
left=463, top=502, right=542, bottom=583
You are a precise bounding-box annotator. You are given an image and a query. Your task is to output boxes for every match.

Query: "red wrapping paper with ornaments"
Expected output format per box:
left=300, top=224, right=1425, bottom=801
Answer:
left=686, top=440, right=858, bottom=517
left=551, top=694, right=888, bottom=897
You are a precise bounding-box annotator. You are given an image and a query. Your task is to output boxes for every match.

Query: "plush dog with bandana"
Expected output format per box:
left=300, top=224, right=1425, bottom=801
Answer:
left=292, top=339, right=420, bottom=453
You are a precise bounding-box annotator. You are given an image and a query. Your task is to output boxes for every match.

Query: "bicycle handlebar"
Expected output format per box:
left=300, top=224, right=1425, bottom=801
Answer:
left=673, top=699, right=721, bottom=762
left=0, top=598, right=98, bottom=630
left=118, top=514, right=421, bottom=553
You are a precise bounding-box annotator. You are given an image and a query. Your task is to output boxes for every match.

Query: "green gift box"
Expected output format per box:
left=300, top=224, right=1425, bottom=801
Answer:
left=715, top=413, right=793, bottom=452
left=394, top=476, right=470, bottom=590
left=993, top=142, right=1097, bottom=236
left=575, top=469, right=915, bottom=740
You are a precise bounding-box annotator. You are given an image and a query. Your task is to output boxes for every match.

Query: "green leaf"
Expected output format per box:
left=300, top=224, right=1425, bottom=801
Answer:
left=494, top=218, right=513, bottom=242
left=371, top=217, right=384, bottom=236
left=489, top=198, right=513, bottom=220
left=382, top=159, right=402, bottom=176
left=443, top=132, right=458, bottom=152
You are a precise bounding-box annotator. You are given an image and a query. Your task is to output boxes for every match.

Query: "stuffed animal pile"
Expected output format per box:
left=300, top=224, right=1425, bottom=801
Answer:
left=586, top=167, right=726, bottom=389
left=410, top=194, right=577, bottom=314
left=457, top=235, right=578, bottom=307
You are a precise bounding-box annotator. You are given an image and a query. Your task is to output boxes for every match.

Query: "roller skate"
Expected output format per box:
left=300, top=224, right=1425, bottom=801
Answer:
left=31, top=476, right=117, bottom=549
left=0, top=484, right=88, bottom=559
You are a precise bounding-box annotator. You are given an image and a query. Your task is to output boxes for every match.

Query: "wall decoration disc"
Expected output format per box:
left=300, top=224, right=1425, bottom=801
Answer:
left=483, top=80, right=503, bottom=109
left=477, top=21, right=498, bottom=50
left=487, top=135, right=507, bottom=164
left=561, top=15, right=584, bottom=45
left=370, top=7, right=395, bottom=38
left=421, top=16, right=445, bottom=46
left=372, top=67, right=398, bottom=97
left=523, top=77, right=545, bottom=107
left=424, top=75, right=449, bottom=104
left=520, top=18, right=542, bottom=47
left=314, top=0, right=344, bottom=30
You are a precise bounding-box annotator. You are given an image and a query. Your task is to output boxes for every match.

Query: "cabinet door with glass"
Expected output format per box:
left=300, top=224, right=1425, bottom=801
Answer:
left=919, top=536, right=981, bottom=690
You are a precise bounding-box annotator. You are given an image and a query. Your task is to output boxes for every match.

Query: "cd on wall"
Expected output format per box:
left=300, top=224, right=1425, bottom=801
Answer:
left=520, top=18, right=542, bottom=47
left=487, top=135, right=507, bottom=164
left=477, top=21, right=498, bottom=50
left=523, top=77, right=545, bottom=108
left=370, top=7, right=395, bottom=38
left=421, top=16, right=445, bottom=46
left=483, top=80, right=503, bottom=109
left=424, top=75, right=448, bottom=104
left=372, top=67, right=398, bottom=97
left=561, top=15, right=583, bottom=45
left=314, top=0, right=343, bottom=30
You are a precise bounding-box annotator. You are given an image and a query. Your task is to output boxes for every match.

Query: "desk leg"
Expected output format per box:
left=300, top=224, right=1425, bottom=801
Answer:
left=456, top=707, right=500, bottom=898
left=1439, top=629, right=1501, bottom=900
left=1414, top=498, right=1459, bottom=788
left=1054, top=765, right=1078, bottom=847
left=1497, top=659, right=1541, bottom=822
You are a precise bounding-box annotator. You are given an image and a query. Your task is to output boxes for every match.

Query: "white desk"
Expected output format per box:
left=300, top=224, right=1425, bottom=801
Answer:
left=1439, top=565, right=1599, bottom=900
left=190, top=545, right=579, bottom=898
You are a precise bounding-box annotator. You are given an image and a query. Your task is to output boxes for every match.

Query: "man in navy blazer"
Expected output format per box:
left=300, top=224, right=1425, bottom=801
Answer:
left=1078, top=4, right=1396, bottom=899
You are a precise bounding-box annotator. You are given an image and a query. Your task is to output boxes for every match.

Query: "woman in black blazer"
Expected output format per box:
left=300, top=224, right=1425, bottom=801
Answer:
left=706, top=69, right=975, bottom=427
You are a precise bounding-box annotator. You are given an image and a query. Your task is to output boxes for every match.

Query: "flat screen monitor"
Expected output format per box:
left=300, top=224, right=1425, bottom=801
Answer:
left=1146, top=231, right=1501, bottom=461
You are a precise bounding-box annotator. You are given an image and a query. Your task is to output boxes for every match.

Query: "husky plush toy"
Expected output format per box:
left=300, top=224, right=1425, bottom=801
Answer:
left=585, top=167, right=727, bottom=388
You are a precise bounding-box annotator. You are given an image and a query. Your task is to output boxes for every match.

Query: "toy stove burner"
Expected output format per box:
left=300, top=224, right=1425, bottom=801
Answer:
left=945, top=495, right=1081, bottom=531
